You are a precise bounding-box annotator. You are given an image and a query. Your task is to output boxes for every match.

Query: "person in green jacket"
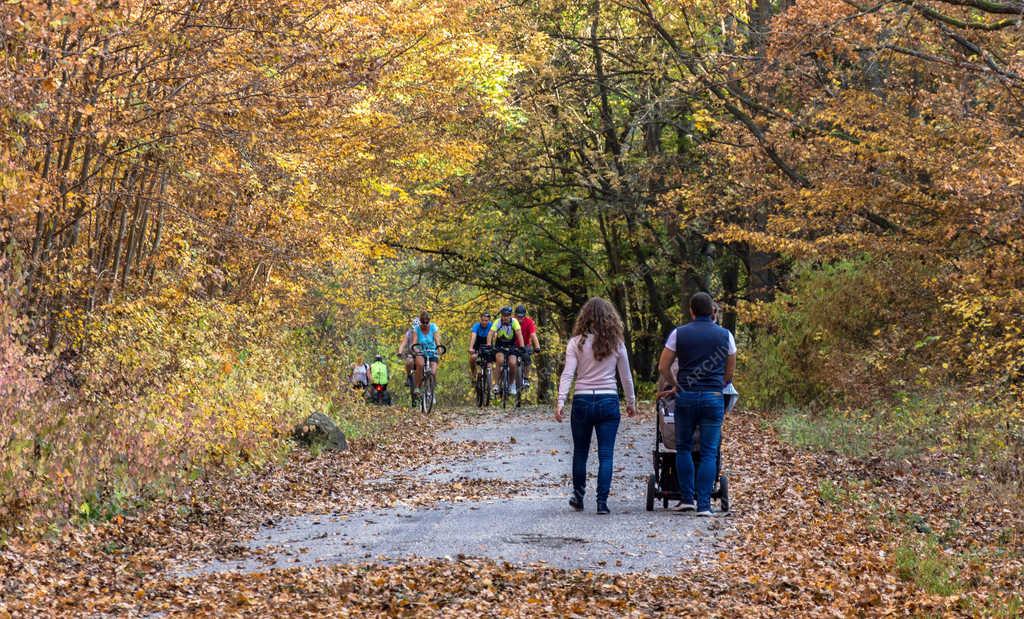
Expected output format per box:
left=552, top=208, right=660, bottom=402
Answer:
left=369, top=354, right=391, bottom=405
left=370, top=354, right=389, bottom=389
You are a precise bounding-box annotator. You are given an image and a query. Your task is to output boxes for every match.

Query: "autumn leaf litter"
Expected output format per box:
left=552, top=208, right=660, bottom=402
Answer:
left=1, top=406, right=1021, bottom=617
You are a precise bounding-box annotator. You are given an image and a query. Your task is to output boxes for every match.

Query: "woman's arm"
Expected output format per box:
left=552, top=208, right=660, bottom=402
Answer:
left=616, top=341, right=637, bottom=415
left=555, top=337, right=578, bottom=421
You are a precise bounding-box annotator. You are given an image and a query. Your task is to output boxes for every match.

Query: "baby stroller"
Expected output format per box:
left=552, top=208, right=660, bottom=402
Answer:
left=645, top=385, right=737, bottom=512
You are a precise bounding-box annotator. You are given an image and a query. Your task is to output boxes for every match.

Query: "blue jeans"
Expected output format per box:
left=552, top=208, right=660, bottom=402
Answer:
left=570, top=393, right=621, bottom=504
left=675, top=391, right=725, bottom=511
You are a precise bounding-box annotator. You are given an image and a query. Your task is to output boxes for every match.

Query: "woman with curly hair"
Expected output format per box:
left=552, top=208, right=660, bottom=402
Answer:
left=556, top=297, right=637, bottom=514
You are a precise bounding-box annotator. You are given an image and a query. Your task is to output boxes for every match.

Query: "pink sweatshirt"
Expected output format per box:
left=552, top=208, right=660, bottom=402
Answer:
left=557, top=335, right=636, bottom=408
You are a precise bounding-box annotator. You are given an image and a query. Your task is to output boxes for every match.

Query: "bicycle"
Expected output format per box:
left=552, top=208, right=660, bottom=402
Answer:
left=412, top=343, right=446, bottom=414
left=396, top=353, right=416, bottom=408
left=474, top=346, right=493, bottom=408
left=494, top=346, right=523, bottom=409
left=367, top=382, right=391, bottom=405
left=519, top=346, right=539, bottom=394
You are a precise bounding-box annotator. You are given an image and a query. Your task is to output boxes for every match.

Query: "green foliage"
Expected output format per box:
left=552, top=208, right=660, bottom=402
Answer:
left=961, top=594, right=1023, bottom=618
left=894, top=535, right=961, bottom=596
left=775, top=394, right=1024, bottom=485
left=775, top=411, right=872, bottom=459
left=75, top=487, right=135, bottom=525
left=435, top=360, right=474, bottom=407
left=744, top=256, right=907, bottom=409
left=816, top=479, right=863, bottom=506
left=634, top=381, right=659, bottom=403
left=817, top=479, right=841, bottom=504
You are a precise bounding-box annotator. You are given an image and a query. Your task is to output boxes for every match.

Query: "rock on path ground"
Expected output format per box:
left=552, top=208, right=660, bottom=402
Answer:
left=203, top=407, right=725, bottom=576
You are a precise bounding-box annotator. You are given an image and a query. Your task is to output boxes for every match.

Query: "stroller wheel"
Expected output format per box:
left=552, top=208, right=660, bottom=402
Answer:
left=645, top=474, right=656, bottom=512
left=719, top=475, right=729, bottom=513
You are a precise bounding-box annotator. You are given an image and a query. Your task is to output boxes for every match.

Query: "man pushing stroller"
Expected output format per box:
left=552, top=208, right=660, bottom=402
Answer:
left=657, top=292, right=737, bottom=517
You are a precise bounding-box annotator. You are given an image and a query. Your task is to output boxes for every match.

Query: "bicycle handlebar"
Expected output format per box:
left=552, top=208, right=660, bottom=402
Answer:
left=411, top=343, right=447, bottom=357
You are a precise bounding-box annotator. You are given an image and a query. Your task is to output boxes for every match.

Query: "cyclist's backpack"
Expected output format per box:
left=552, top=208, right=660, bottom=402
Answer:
left=371, top=362, right=389, bottom=385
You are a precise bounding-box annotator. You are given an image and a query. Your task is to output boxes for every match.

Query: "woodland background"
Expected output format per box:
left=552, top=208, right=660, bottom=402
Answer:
left=1, top=0, right=1022, bottom=603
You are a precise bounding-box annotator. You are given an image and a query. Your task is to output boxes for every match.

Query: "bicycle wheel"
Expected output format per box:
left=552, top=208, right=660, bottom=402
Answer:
left=475, top=370, right=484, bottom=407
left=500, top=365, right=508, bottom=410
left=483, top=365, right=491, bottom=406
left=514, top=358, right=523, bottom=407
left=483, top=366, right=491, bottom=405
left=424, top=372, right=436, bottom=414
left=417, top=366, right=429, bottom=414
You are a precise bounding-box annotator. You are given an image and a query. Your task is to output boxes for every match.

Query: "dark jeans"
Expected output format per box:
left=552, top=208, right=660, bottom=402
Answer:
left=675, top=391, right=725, bottom=511
left=570, top=393, right=621, bottom=503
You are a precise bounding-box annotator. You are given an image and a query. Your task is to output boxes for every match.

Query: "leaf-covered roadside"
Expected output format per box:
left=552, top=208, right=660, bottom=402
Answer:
left=0, top=408, right=518, bottom=615
left=2, top=409, right=1022, bottom=617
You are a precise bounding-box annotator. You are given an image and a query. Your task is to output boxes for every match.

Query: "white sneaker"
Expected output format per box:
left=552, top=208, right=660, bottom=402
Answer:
left=509, top=384, right=517, bottom=395
left=696, top=509, right=727, bottom=517
left=671, top=501, right=696, bottom=513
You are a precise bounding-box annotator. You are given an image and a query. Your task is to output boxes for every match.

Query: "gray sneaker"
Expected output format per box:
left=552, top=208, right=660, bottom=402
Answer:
left=671, top=501, right=696, bottom=513
left=696, top=508, right=728, bottom=517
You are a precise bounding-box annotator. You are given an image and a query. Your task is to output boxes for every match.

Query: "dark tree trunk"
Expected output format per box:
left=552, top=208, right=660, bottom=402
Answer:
left=536, top=306, right=555, bottom=404
left=720, top=255, right=740, bottom=334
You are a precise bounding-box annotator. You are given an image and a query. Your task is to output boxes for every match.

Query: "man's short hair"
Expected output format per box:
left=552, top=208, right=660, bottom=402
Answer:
left=690, top=292, right=714, bottom=317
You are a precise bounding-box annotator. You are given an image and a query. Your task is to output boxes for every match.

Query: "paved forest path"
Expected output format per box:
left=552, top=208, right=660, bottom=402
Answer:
left=203, top=406, right=725, bottom=576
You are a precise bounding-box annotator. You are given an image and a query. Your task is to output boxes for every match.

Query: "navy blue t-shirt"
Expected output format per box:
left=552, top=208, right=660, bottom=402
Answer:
left=665, top=316, right=734, bottom=391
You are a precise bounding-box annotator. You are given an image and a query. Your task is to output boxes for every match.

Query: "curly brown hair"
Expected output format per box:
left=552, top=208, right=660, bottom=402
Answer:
left=572, top=297, right=624, bottom=361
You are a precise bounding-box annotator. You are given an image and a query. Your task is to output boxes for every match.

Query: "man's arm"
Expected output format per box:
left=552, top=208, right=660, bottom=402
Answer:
left=530, top=332, right=540, bottom=350
left=515, top=327, right=524, bottom=347
left=724, top=354, right=735, bottom=386
left=658, top=347, right=678, bottom=390
left=468, top=330, right=476, bottom=353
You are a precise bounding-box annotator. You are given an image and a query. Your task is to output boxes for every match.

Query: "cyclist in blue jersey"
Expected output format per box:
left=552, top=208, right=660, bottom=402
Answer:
left=467, top=311, right=492, bottom=379
left=412, top=310, right=443, bottom=395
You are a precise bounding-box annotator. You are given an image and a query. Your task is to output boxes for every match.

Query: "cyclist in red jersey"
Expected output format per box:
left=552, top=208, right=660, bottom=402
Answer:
left=515, top=305, right=541, bottom=387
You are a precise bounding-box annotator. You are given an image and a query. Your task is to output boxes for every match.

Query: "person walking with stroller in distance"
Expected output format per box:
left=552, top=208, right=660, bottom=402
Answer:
left=658, top=292, right=736, bottom=517
left=556, top=297, right=637, bottom=515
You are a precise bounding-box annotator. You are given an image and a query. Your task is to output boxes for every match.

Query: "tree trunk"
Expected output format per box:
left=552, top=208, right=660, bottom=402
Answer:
left=536, top=306, right=555, bottom=404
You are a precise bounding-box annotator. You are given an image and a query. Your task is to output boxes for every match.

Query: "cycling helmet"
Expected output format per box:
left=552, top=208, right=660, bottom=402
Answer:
left=481, top=311, right=491, bottom=319
left=375, top=354, right=383, bottom=361
left=500, top=306, right=513, bottom=316
left=515, top=305, right=526, bottom=317
left=412, top=318, right=421, bottom=329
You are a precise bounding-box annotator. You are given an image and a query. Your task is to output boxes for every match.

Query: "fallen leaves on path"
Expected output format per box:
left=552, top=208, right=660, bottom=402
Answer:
left=0, top=409, right=515, bottom=616
left=1, top=407, right=1021, bottom=617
